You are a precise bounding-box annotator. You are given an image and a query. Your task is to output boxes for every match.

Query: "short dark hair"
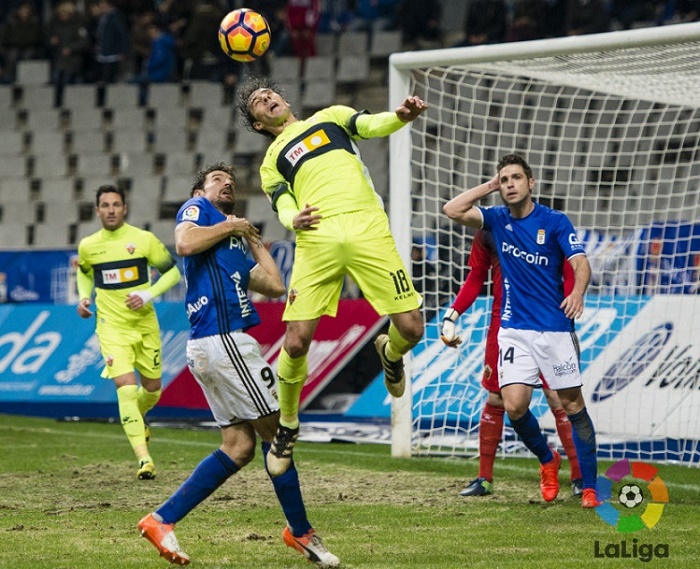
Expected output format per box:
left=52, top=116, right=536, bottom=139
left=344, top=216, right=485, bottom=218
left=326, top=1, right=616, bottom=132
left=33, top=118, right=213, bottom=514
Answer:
left=237, top=76, right=290, bottom=139
left=497, top=154, right=534, bottom=179
left=95, top=184, right=125, bottom=206
left=191, top=162, right=237, bottom=196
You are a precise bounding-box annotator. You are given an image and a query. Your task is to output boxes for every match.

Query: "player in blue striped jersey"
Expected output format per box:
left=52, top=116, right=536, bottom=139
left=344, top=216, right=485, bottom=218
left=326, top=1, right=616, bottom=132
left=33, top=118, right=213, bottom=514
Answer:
left=443, top=154, right=599, bottom=508
left=138, top=163, right=339, bottom=567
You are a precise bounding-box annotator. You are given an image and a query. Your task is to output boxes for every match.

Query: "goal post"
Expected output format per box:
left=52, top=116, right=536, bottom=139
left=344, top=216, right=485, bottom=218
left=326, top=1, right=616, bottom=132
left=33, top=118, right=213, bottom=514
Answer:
left=389, top=23, right=700, bottom=464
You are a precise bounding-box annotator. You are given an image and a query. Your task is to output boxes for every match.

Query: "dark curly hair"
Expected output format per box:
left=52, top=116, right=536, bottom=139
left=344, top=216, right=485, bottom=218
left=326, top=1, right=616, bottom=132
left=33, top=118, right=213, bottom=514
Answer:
left=190, top=162, right=237, bottom=197
left=236, top=75, right=292, bottom=139
left=496, top=153, right=534, bottom=179
left=95, top=184, right=125, bottom=206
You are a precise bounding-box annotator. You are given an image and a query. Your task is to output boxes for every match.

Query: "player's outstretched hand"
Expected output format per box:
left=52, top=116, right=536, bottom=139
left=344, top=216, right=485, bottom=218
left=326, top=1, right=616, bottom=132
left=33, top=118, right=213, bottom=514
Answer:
left=293, top=204, right=322, bottom=231
left=440, top=308, right=462, bottom=348
left=396, top=95, right=428, bottom=123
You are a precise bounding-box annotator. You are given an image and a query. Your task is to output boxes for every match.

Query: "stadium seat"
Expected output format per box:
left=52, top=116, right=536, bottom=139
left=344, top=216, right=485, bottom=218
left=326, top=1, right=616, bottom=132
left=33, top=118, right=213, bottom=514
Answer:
left=105, top=84, right=141, bottom=109
left=0, top=85, right=13, bottom=108
left=109, top=108, right=148, bottom=131
left=1, top=201, right=36, bottom=224
left=110, top=129, right=148, bottom=153
left=302, top=79, right=336, bottom=111
left=162, top=175, right=194, bottom=203
left=30, top=154, right=70, bottom=178
left=0, top=222, right=30, bottom=248
left=336, top=55, right=370, bottom=83
left=0, top=109, right=18, bottom=131
left=73, top=154, right=116, bottom=177
left=187, top=81, right=224, bottom=107
left=154, top=107, right=191, bottom=130
left=19, top=85, right=55, bottom=109
left=75, top=217, right=102, bottom=242
left=315, top=34, right=337, bottom=56
left=151, top=128, right=192, bottom=153
left=69, top=107, right=105, bottom=131
left=270, top=56, right=302, bottom=81
left=32, top=221, right=73, bottom=248
left=125, top=193, right=160, bottom=226
left=337, top=32, right=369, bottom=56
left=69, top=130, right=108, bottom=154
left=23, top=108, right=64, bottom=131
left=16, top=60, right=51, bottom=85
left=40, top=178, right=76, bottom=202
left=147, top=83, right=184, bottom=108
left=303, top=56, right=335, bottom=80
left=0, top=179, right=34, bottom=205
left=370, top=31, right=402, bottom=59
left=0, top=132, right=26, bottom=156
left=62, top=85, right=98, bottom=110
left=39, top=200, right=80, bottom=226
left=161, top=152, right=198, bottom=177
left=117, top=152, right=156, bottom=176
left=147, top=219, right=176, bottom=246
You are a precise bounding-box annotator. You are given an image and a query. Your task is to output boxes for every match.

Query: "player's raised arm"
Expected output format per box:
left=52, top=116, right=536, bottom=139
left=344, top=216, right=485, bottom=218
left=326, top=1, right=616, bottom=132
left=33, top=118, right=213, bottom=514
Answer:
left=443, top=174, right=500, bottom=228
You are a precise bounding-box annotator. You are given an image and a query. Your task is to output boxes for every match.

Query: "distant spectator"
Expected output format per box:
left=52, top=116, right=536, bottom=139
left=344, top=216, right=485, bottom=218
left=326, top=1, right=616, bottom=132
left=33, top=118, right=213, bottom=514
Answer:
left=505, top=0, right=547, bottom=42
left=285, top=0, right=321, bottom=59
left=541, top=0, right=568, bottom=38
left=0, top=0, right=43, bottom=82
left=458, top=0, right=506, bottom=47
left=611, top=0, right=656, bottom=29
left=566, top=0, right=611, bottom=35
left=179, top=0, right=225, bottom=80
left=347, top=0, right=400, bottom=33
left=248, top=0, right=293, bottom=56
left=47, top=0, right=91, bottom=106
left=131, top=21, right=176, bottom=104
left=129, top=10, right=156, bottom=77
left=671, top=0, right=700, bottom=21
left=396, top=0, right=442, bottom=49
left=155, top=0, right=193, bottom=47
left=92, top=0, right=130, bottom=85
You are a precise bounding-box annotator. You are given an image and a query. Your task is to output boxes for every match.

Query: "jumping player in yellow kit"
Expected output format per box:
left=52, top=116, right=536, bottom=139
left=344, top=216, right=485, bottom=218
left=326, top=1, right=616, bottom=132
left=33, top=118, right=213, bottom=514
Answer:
left=77, top=185, right=181, bottom=479
left=238, top=77, right=427, bottom=476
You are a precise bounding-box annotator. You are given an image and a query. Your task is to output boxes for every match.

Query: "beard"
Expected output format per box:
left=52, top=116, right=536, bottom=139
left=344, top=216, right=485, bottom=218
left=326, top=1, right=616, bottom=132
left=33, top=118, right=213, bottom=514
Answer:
left=213, top=199, right=235, bottom=215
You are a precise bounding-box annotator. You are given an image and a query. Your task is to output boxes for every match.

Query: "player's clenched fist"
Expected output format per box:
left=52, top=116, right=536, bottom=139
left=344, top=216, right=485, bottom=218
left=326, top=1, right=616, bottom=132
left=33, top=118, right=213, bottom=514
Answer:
left=440, top=308, right=462, bottom=348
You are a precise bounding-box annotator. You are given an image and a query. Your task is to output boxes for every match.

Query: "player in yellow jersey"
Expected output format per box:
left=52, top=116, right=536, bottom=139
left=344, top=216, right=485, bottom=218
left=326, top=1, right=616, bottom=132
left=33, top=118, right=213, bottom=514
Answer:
left=77, top=185, right=181, bottom=480
left=238, top=77, right=427, bottom=476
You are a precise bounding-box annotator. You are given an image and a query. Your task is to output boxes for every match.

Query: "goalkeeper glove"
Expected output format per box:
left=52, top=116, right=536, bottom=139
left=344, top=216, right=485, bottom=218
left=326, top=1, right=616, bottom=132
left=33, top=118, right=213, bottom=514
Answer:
left=441, top=308, right=462, bottom=348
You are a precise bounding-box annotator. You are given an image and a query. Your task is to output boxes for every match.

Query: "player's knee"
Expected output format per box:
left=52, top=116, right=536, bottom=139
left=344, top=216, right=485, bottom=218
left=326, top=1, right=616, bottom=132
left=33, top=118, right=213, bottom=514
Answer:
left=221, top=440, right=255, bottom=468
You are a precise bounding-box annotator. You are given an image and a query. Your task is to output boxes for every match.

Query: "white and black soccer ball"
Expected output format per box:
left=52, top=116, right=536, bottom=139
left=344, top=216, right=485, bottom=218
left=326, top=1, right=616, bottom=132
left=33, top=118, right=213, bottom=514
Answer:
left=618, top=484, right=644, bottom=509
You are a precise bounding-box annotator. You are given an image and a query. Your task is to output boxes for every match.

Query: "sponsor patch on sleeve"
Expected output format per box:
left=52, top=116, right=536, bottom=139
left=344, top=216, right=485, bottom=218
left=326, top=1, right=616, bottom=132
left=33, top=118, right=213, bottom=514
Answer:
left=182, top=205, right=200, bottom=221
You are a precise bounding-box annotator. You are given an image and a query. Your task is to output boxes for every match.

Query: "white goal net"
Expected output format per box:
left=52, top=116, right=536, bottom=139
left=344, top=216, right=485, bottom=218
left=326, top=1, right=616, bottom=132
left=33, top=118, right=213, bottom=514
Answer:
left=388, top=23, right=700, bottom=465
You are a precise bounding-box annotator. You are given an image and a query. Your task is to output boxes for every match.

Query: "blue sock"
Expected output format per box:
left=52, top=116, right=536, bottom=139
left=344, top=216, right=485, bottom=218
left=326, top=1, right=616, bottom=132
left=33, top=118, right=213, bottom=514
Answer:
left=156, top=449, right=238, bottom=524
left=568, top=408, right=598, bottom=490
left=262, top=441, right=312, bottom=536
left=510, top=410, right=553, bottom=464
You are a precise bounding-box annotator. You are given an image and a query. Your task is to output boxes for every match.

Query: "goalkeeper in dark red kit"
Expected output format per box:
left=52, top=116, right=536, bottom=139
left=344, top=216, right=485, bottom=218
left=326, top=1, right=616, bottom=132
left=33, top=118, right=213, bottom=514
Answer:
left=441, top=229, right=583, bottom=497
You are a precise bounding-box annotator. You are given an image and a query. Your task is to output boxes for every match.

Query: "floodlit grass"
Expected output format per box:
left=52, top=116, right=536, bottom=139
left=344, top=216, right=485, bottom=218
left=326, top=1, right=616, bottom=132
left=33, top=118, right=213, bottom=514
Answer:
left=1, top=414, right=698, bottom=568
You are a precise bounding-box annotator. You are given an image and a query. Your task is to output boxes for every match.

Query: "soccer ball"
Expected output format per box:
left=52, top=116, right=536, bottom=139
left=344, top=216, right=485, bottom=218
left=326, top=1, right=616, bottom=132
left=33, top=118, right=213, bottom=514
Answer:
left=218, top=8, right=271, bottom=63
left=618, top=484, right=644, bottom=509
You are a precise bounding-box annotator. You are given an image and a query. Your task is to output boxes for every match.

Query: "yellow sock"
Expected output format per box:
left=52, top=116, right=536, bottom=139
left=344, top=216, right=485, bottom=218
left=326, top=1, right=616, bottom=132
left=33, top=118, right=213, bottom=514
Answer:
left=277, top=347, right=306, bottom=430
left=137, top=386, right=161, bottom=417
left=386, top=323, right=418, bottom=361
left=117, top=385, right=149, bottom=461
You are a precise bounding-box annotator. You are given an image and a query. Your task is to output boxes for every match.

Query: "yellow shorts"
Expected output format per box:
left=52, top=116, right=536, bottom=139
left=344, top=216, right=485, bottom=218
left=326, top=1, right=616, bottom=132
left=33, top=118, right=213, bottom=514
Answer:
left=96, top=324, right=162, bottom=380
left=284, top=208, right=422, bottom=321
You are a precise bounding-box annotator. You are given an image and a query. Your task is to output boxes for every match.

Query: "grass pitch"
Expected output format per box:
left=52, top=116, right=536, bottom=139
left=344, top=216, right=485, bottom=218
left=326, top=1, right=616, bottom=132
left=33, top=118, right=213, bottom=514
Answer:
left=1, top=414, right=698, bottom=569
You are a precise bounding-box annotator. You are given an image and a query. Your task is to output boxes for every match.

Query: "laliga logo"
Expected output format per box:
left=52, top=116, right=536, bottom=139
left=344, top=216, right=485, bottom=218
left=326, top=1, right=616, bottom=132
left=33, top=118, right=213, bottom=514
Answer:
left=594, top=458, right=669, bottom=533
left=592, top=322, right=672, bottom=402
